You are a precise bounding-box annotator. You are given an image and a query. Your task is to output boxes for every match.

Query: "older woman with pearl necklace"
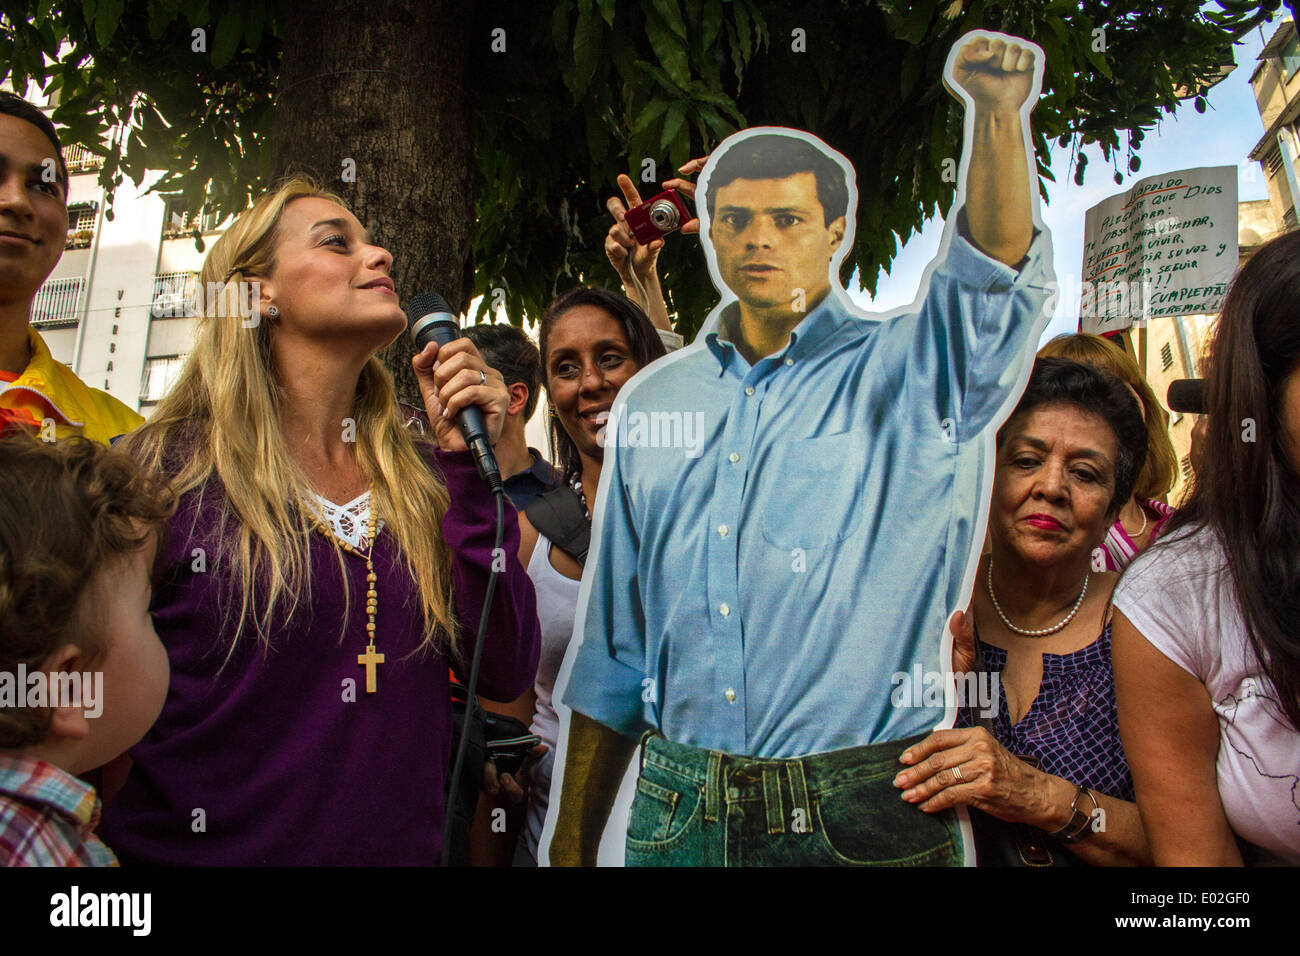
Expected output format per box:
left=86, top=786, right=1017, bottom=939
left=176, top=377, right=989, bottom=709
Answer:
left=893, top=357, right=1152, bottom=866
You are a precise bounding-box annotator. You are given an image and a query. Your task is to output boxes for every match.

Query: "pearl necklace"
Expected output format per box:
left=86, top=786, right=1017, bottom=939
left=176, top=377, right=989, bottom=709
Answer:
left=1120, top=501, right=1148, bottom=541
left=307, top=499, right=383, bottom=693
left=986, top=559, right=1089, bottom=637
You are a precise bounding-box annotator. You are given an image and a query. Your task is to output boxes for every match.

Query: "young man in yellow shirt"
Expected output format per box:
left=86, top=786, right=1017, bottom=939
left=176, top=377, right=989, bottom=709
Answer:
left=0, top=92, right=142, bottom=443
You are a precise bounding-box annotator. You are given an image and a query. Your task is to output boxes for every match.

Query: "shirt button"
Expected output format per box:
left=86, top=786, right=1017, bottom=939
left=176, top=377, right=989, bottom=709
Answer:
left=725, top=688, right=736, bottom=702
left=729, top=452, right=740, bottom=463
left=744, top=386, right=755, bottom=396
left=719, top=602, right=730, bottom=617
left=784, top=358, right=794, bottom=366
left=718, top=525, right=729, bottom=537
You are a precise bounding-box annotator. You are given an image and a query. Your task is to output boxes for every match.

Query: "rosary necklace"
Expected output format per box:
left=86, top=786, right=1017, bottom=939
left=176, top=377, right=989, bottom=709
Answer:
left=307, top=499, right=384, bottom=692
left=986, top=559, right=1089, bottom=637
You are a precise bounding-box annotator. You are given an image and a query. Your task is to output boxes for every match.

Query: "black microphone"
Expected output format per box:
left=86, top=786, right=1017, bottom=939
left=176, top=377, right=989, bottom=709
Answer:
left=1166, top=378, right=1206, bottom=416
left=406, top=292, right=504, bottom=493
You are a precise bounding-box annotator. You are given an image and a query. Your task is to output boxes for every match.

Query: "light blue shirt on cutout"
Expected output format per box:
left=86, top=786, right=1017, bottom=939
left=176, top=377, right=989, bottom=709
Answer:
left=563, top=227, right=1054, bottom=758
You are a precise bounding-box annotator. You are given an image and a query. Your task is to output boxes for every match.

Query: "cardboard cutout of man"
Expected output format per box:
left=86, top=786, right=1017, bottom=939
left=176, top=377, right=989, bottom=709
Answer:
left=542, top=31, right=1054, bottom=866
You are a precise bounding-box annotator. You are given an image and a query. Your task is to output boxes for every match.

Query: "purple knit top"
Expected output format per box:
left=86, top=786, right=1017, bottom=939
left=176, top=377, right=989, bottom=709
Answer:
left=99, top=446, right=540, bottom=865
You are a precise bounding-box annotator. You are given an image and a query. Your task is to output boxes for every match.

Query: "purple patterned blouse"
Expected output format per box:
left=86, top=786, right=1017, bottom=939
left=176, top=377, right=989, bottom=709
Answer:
left=958, top=623, right=1134, bottom=801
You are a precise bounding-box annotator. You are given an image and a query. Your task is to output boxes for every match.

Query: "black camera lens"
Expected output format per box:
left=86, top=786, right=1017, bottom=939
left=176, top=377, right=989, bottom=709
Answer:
left=648, top=199, right=681, bottom=231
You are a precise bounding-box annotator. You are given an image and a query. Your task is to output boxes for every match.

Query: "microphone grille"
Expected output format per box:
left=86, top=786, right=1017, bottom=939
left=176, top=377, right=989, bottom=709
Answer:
left=406, top=292, right=452, bottom=329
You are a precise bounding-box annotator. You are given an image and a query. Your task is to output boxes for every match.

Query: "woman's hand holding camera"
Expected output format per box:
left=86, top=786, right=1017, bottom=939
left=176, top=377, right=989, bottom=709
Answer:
left=604, top=156, right=708, bottom=333
left=606, top=174, right=665, bottom=289
left=604, top=157, right=708, bottom=284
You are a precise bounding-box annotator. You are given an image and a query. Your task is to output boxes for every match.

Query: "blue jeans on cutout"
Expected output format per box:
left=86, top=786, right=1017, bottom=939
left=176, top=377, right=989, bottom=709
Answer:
left=625, top=732, right=963, bottom=867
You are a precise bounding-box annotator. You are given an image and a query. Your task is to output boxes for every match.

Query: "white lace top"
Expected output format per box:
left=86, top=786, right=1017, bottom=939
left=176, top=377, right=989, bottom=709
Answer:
left=306, top=491, right=385, bottom=549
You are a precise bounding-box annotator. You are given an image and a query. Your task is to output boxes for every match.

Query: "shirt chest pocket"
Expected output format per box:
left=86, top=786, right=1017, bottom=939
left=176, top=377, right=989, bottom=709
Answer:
left=759, top=427, right=868, bottom=551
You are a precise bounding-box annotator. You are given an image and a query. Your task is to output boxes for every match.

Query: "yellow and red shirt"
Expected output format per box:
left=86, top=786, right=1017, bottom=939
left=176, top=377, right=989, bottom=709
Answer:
left=0, top=329, right=143, bottom=444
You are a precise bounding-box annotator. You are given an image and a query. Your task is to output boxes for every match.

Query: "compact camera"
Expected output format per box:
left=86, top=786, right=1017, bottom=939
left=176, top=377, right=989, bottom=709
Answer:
left=624, top=188, right=693, bottom=244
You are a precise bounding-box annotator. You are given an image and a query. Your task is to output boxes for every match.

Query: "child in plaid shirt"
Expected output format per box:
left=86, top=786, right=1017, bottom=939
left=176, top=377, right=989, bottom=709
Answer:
left=0, top=432, right=172, bottom=865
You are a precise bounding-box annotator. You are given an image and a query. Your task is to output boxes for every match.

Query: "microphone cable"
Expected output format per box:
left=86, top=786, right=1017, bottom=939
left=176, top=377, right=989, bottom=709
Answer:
left=440, top=487, right=506, bottom=866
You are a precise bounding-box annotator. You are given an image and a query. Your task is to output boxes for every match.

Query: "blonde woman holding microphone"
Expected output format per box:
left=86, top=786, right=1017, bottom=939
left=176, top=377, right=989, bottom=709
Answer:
left=101, top=177, right=540, bottom=865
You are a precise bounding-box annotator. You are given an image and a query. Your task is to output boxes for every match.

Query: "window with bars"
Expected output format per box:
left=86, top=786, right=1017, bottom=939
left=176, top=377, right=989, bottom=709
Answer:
left=65, top=203, right=97, bottom=248
left=1266, top=145, right=1285, bottom=178
left=162, top=196, right=217, bottom=238
left=30, top=276, right=85, bottom=328
left=1160, top=342, right=1174, bottom=371
left=63, top=142, right=103, bottom=173
left=139, top=355, right=188, bottom=405
left=150, top=271, right=200, bottom=318
left=1280, top=30, right=1300, bottom=80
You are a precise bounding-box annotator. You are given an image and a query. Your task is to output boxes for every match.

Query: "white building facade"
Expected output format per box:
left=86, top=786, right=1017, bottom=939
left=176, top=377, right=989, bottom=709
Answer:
left=16, top=86, right=221, bottom=415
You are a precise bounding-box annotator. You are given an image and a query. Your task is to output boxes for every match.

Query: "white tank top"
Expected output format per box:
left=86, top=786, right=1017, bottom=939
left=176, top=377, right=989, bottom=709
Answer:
left=519, top=531, right=581, bottom=864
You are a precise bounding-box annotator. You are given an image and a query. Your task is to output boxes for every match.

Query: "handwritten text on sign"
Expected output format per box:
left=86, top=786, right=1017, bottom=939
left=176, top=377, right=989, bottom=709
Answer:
left=1079, top=166, right=1238, bottom=334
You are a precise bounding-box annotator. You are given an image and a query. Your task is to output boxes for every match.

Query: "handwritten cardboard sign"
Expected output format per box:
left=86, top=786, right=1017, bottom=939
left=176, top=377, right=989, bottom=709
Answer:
left=1079, top=166, right=1238, bottom=333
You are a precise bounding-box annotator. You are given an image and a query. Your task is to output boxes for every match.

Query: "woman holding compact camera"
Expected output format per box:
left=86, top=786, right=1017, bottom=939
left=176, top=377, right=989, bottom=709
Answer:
left=603, top=159, right=705, bottom=350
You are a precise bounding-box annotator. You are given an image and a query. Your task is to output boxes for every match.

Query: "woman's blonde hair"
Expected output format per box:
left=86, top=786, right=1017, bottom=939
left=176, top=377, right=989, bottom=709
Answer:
left=122, top=176, right=458, bottom=660
left=1036, top=333, right=1178, bottom=502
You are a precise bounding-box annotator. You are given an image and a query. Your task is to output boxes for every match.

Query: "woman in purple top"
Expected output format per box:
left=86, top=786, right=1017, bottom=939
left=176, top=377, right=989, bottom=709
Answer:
left=895, top=358, right=1152, bottom=865
left=99, top=178, right=540, bottom=865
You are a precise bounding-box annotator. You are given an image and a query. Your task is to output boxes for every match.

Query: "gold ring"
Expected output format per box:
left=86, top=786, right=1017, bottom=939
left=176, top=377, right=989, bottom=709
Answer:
left=952, top=765, right=964, bottom=783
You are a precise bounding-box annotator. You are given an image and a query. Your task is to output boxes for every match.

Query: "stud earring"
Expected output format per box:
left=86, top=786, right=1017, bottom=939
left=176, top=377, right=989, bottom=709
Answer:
left=267, top=305, right=279, bottom=318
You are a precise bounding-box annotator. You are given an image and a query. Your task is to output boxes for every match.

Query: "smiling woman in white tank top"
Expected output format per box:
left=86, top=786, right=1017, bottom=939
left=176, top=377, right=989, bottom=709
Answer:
left=498, top=287, right=669, bottom=865
left=513, top=532, right=581, bottom=864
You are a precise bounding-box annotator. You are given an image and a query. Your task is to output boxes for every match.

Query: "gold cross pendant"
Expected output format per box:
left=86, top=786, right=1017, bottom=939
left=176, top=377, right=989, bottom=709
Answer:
left=357, top=642, right=385, bottom=694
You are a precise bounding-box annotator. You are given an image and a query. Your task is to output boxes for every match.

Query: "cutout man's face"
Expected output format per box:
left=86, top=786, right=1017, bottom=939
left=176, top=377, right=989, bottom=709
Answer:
left=709, top=171, right=846, bottom=316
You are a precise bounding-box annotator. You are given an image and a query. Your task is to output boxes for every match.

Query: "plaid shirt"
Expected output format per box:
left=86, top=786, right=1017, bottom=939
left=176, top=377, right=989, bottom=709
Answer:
left=0, top=755, right=118, bottom=866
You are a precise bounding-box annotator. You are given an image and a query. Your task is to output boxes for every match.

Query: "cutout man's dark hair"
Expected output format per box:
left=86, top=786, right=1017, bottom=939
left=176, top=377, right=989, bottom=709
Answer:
left=705, top=133, right=849, bottom=226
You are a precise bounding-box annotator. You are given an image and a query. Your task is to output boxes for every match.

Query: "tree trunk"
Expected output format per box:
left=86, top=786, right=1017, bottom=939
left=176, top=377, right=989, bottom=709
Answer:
left=269, top=0, right=474, bottom=404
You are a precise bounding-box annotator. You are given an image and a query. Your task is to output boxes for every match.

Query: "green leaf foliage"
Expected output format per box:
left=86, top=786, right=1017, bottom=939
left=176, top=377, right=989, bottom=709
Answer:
left=0, top=0, right=1273, bottom=341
